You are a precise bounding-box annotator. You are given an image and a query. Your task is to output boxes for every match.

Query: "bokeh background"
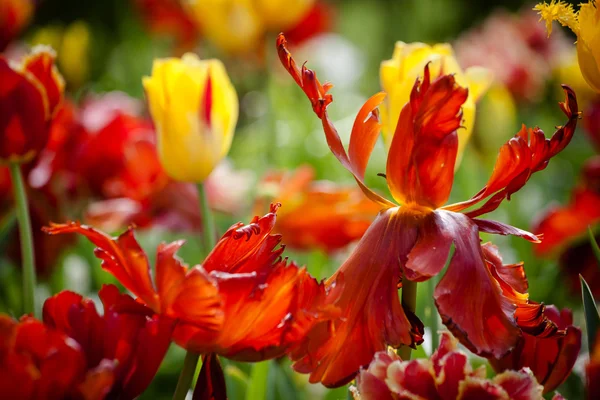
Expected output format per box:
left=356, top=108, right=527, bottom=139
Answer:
left=0, top=0, right=595, bottom=398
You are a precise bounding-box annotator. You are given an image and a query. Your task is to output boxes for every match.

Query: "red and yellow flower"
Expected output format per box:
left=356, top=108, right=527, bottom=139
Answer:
left=44, top=205, right=337, bottom=363
left=254, top=165, right=381, bottom=252
left=277, top=33, right=580, bottom=387
left=0, top=285, right=172, bottom=400
left=0, top=47, right=64, bottom=164
left=354, top=331, right=546, bottom=400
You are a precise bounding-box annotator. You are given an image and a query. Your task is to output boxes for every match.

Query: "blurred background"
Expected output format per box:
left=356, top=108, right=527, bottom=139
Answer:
left=0, top=0, right=596, bottom=398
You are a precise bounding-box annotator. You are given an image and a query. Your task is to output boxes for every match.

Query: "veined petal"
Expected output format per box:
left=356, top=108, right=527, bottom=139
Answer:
left=444, top=85, right=579, bottom=216
left=433, top=211, right=520, bottom=358
left=290, top=208, right=424, bottom=387
left=386, top=66, right=468, bottom=208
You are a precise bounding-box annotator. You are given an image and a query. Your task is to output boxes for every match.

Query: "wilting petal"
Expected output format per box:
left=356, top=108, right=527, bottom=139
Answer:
left=474, top=219, right=539, bottom=243
left=433, top=211, right=520, bottom=358
left=444, top=85, right=579, bottom=216
left=386, top=65, right=468, bottom=208
left=193, top=353, right=227, bottom=400
left=291, top=208, right=424, bottom=387
left=490, top=306, right=581, bottom=394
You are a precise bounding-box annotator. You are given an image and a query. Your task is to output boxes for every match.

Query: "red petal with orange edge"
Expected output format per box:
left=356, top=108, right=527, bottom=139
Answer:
left=193, top=353, right=227, bottom=400
left=386, top=67, right=467, bottom=208
left=445, top=85, right=579, bottom=216
left=291, top=209, right=424, bottom=387
left=21, top=46, right=65, bottom=116
left=434, top=210, right=520, bottom=358
left=0, top=57, right=48, bottom=161
left=43, top=223, right=159, bottom=310
left=155, top=240, right=188, bottom=313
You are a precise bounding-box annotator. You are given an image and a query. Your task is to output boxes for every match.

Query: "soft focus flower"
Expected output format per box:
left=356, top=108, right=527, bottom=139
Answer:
left=554, top=48, right=599, bottom=108
left=0, top=285, right=172, bottom=400
left=380, top=41, right=492, bottom=156
left=588, top=332, right=600, bottom=399
left=133, top=0, right=200, bottom=54
left=535, top=1, right=600, bottom=93
left=0, top=0, right=33, bottom=51
left=533, top=156, right=600, bottom=295
left=489, top=298, right=581, bottom=391
left=0, top=46, right=64, bottom=163
left=184, top=0, right=316, bottom=55
left=44, top=205, right=338, bottom=362
left=143, top=54, right=238, bottom=182
left=456, top=7, right=570, bottom=102
left=254, top=165, right=380, bottom=252
left=278, top=33, right=579, bottom=387
left=354, top=332, right=545, bottom=400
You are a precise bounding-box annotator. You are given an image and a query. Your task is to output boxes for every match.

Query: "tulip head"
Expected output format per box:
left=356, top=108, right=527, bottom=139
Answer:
left=380, top=42, right=492, bottom=157
left=143, top=54, right=238, bottom=183
left=255, top=0, right=315, bottom=30
left=536, top=1, right=600, bottom=93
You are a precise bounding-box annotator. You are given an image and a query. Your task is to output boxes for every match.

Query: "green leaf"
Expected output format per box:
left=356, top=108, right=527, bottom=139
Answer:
left=245, top=361, right=270, bottom=400
left=580, top=274, right=600, bottom=353
left=589, top=226, right=600, bottom=266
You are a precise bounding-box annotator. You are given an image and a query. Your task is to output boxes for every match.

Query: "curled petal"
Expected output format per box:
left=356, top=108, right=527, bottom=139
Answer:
left=433, top=211, right=520, bottom=358
left=445, top=85, right=580, bottom=216
left=291, top=208, right=424, bottom=387
left=386, top=65, right=468, bottom=208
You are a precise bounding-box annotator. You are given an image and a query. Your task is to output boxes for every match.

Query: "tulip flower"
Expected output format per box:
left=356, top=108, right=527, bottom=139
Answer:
left=184, top=0, right=316, bottom=55
left=490, top=305, right=581, bottom=393
left=380, top=41, right=492, bottom=156
left=0, top=47, right=64, bottom=163
left=143, top=54, right=238, bottom=183
left=44, top=205, right=338, bottom=395
left=355, top=331, right=545, bottom=400
left=0, top=285, right=172, bottom=400
left=535, top=1, right=600, bottom=93
left=254, top=165, right=381, bottom=252
left=277, top=33, right=579, bottom=387
left=0, top=0, right=33, bottom=51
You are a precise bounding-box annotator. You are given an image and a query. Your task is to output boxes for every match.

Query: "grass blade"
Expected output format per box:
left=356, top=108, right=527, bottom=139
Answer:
left=581, top=274, right=600, bottom=353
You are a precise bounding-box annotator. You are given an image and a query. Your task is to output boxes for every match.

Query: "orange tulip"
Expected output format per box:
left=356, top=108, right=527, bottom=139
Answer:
left=277, top=33, right=579, bottom=387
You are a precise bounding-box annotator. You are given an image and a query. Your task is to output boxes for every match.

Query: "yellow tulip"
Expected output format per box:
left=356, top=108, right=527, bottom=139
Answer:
left=380, top=42, right=492, bottom=157
left=535, top=0, right=600, bottom=93
left=184, top=0, right=314, bottom=54
left=143, top=54, right=239, bottom=183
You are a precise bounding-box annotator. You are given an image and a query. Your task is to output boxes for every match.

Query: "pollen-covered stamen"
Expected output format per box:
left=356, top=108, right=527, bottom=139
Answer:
left=200, top=70, right=213, bottom=129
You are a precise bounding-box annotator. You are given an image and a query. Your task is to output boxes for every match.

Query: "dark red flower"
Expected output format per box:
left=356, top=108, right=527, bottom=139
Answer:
left=0, top=46, right=64, bottom=163
left=0, top=0, right=33, bottom=51
left=44, top=205, right=338, bottom=362
left=0, top=284, right=171, bottom=400
left=254, top=165, right=380, bottom=252
left=277, top=33, right=579, bottom=387
left=355, top=331, right=545, bottom=400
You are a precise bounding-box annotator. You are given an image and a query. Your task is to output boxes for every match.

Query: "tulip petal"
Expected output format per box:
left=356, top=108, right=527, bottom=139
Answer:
left=21, top=46, right=65, bottom=116
left=444, top=85, right=579, bottom=215
left=433, top=210, right=520, bottom=358
left=386, top=66, right=467, bottom=208
left=193, top=353, right=227, bottom=400
left=290, top=208, right=424, bottom=387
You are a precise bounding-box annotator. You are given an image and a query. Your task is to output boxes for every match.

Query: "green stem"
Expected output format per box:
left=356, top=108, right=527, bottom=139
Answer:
left=198, top=182, right=216, bottom=251
left=398, top=277, right=418, bottom=360
left=172, top=183, right=217, bottom=400
left=172, top=351, right=200, bottom=400
left=427, top=276, right=439, bottom=353
left=8, top=163, right=36, bottom=316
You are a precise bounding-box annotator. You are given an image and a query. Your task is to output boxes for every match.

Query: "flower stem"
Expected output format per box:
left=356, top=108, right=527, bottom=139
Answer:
left=172, top=183, right=217, bottom=400
left=197, top=182, right=216, bottom=251
left=173, top=351, right=200, bottom=400
left=427, top=276, right=439, bottom=352
left=8, top=162, right=36, bottom=316
left=398, top=276, right=417, bottom=360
